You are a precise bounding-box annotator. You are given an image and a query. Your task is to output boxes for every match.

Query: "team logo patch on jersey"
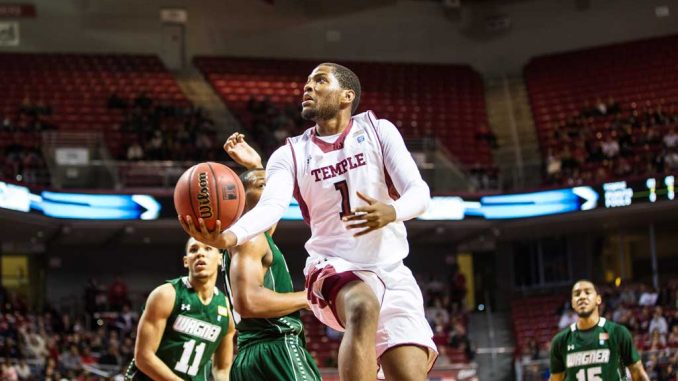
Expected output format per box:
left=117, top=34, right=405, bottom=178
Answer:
left=173, top=315, right=222, bottom=342
left=356, top=134, right=365, bottom=143
left=599, top=332, right=608, bottom=345
left=218, top=305, right=229, bottom=317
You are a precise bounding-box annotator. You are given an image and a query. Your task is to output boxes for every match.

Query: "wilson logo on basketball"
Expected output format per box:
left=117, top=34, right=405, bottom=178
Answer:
left=196, top=172, right=213, bottom=218
left=222, top=183, right=237, bottom=200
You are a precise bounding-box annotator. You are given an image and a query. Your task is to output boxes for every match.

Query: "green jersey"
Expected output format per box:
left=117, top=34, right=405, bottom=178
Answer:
left=223, top=232, right=306, bottom=348
left=126, top=277, right=231, bottom=381
left=550, top=317, right=640, bottom=381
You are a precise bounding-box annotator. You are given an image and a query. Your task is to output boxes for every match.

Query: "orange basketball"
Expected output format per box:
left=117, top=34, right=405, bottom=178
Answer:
left=174, top=162, right=246, bottom=232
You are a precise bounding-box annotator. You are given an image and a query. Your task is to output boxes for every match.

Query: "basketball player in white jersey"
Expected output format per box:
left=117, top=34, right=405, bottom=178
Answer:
left=181, top=63, right=437, bottom=381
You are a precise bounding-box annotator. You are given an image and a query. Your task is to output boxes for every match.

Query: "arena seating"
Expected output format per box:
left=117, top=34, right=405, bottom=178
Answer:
left=511, top=295, right=563, bottom=351
left=194, top=56, right=493, bottom=167
left=525, top=35, right=678, bottom=182
left=0, top=53, right=189, bottom=159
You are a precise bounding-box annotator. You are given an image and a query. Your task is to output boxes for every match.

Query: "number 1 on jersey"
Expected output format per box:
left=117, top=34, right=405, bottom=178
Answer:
left=334, top=180, right=352, bottom=218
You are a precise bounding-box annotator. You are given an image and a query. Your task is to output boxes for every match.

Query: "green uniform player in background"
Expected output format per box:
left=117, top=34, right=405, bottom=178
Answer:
left=549, top=280, right=649, bottom=381
left=126, top=239, right=235, bottom=381
left=222, top=133, right=321, bottom=381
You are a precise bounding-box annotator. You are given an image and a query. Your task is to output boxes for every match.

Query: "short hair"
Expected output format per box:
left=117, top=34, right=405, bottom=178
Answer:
left=184, top=237, right=195, bottom=255
left=239, top=168, right=265, bottom=189
left=572, top=279, right=599, bottom=294
left=319, top=62, right=361, bottom=114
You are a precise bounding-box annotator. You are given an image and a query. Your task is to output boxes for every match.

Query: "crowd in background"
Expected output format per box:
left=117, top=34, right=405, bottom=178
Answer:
left=0, top=98, right=53, bottom=186
left=0, top=277, right=135, bottom=381
left=545, top=97, right=678, bottom=186
left=240, top=97, right=307, bottom=159
left=108, top=91, right=219, bottom=162
left=419, top=261, right=474, bottom=367
left=519, top=280, right=678, bottom=381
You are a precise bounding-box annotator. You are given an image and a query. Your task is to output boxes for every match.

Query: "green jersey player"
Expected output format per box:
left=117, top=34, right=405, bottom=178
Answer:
left=126, top=238, right=235, bottom=381
left=549, top=280, right=649, bottom=381
left=222, top=133, right=321, bottom=381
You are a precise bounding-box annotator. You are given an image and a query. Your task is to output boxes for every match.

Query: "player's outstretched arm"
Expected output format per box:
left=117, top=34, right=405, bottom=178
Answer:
left=224, top=132, right=278, bottom=236
left=628, top=360, right=650, bottom=381
left=223, top=132, right=263, bottom=170
left=548, top=372, right=565, bottom=381
left=212, top=316, right=235, bottom=381
left=134, top=284, right=182, bottom=381
left=229, top=235, right=308, bottom=318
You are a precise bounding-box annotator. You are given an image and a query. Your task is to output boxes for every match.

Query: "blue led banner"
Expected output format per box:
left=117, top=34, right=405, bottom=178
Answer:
left=0, top=174, right=674, bottom=221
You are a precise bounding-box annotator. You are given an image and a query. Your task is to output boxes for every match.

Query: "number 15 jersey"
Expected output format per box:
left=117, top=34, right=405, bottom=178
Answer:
left=549, top=317, right=640, bottom=381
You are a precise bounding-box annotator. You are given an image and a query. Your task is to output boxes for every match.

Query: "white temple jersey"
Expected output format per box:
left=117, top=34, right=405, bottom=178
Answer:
left=227, top=111, right=430, bottom=267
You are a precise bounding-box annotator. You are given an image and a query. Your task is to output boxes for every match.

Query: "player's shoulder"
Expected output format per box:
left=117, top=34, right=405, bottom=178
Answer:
left=353, top=110, right=398, bottom=132
left=144, top=283, right=177, bottom=316
left=603, top=318, right=631, bottom=336
left=286, top=126, right=314, bottom=145
left=551, top=325, right=573, bottom=345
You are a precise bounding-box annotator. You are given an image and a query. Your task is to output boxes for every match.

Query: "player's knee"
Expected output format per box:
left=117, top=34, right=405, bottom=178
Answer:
left=344, top=293, right=379, bottom=328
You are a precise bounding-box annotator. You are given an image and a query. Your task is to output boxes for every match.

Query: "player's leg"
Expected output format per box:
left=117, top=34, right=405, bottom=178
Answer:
left=231, top=339, right=321, bottom=381
left=334, top=280, right=380, bottom=381
left=380, top=344, right=433, bottom=381
left=375, top=263, right=438, bottom=381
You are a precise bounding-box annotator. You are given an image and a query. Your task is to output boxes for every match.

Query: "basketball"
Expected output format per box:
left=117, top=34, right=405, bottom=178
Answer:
left=174, top=162, right=246, bottom=232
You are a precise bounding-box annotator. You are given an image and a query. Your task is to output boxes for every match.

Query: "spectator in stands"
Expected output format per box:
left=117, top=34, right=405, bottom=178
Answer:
left=59, top=344, right=81, bottom=371
left=649, top=307, right=669, bottom=338
left=475, top=125, right=498, bottom=149
left=667, top=325, right=678, bottom=347
left=448, top=264, right=467, bottom=311
left=426, top=297, right=450, bottom=330
left=107, top=276, right=129, bottom=312
left=668, top=310, right=678, bottom=332
left=639, top=285, right=658, bottom=306
left=114, top=304, right=136, bottom=337
left=594, top=97, right=608, bottom=116
left=1, top=358, right=18, bottom=381
left=665, top=148, right=678, bottom=171
left=126, top=140, right=144, bottom=161
left=1, top=116, right=13, bottom=131
left=107, top=90, right=128, bottom=110
left=145, top=130, right=163, bottom=160
left=14, top=358, right=30, bottom=380
left=18, top=96, right=36, bottom=117
left=79, top=346, right=97, bottom=366
left=448, top=318, right=474, bottom=360
left=607, top=97, right=621, bottom=115
left=601, top=135, right=620, bottom=158
left=433, top=344, right=451, bottom=368
left=558, top=309, right=577, bottom=329
left=99, top=342, right=122, bottom=367
left=133, top=90, right=153, bottom=110
left=19, top=326, right=47, bottom=365
left=546, top=149, right=562, bottom=182
left=646, top=329, right=667, bottom=350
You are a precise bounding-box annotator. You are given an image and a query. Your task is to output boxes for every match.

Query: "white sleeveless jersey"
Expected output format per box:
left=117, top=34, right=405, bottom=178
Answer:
left=287, top=111, right=408, bottom=266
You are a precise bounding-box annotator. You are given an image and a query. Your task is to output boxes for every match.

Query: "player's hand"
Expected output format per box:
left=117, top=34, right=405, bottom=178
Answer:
left=342, top=192, right=397, bottom=237
left=223, top=133, right=263, bottom=170
left=178, top=215, right=237, bottom=249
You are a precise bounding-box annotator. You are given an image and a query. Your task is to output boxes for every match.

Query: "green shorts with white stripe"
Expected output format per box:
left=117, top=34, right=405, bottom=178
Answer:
left=230, top=335, right=321, bottom=381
